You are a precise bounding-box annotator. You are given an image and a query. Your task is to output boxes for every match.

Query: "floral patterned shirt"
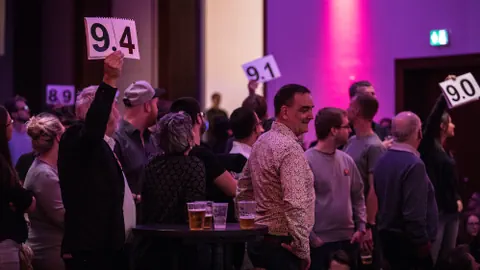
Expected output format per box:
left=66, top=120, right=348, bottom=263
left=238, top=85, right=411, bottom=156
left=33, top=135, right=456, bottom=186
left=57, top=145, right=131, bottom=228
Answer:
left=236, top=121, right=315, bottom=260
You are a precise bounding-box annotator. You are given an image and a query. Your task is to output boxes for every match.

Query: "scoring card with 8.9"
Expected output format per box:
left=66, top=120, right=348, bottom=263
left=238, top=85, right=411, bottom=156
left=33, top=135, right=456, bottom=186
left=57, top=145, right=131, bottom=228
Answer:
left=439, top=72, right=480, bottom=108
left=84, top=17, right=140, bottom=60
left=46, top=85, right=75, bottom=106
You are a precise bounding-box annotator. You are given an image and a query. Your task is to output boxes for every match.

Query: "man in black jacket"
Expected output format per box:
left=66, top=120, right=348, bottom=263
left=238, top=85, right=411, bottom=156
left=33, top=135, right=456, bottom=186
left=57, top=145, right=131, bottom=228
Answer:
left=58, top=51, right=135, bottom=270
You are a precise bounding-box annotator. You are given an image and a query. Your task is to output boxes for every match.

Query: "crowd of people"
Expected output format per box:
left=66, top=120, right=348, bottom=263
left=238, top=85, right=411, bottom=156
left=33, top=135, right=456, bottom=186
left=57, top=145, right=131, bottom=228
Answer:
left=0, top=51, right=480, bottom=270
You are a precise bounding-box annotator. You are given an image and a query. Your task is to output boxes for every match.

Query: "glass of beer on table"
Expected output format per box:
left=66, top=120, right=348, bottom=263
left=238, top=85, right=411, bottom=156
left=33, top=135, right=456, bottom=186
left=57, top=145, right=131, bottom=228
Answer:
left=198, top=201, right=213, bottom=229
left=237, top=201, right=256, bottom=229
left=187, top=201, right=207, bottom=230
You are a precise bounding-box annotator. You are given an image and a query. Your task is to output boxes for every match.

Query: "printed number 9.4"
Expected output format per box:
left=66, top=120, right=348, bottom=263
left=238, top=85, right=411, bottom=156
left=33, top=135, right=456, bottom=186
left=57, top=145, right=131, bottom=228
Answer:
left=445, top=79, right=476, bottom=102
left=247, top=62, right=276, bottom=81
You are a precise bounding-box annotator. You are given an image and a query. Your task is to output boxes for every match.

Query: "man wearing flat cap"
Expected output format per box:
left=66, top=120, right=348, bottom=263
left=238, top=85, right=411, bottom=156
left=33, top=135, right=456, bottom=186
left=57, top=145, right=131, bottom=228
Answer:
left=114, top=80, right=161, bottom=204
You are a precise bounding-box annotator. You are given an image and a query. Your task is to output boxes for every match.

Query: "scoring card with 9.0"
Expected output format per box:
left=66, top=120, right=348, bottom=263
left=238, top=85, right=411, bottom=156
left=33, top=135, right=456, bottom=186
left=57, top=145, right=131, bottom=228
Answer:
left=84, top=17, right=140, bottom=60
left=46, top=85, right=75, bottom=106
left=439, top=72, right=480, bottom=108
left=242, top=55, right=281, bottom=83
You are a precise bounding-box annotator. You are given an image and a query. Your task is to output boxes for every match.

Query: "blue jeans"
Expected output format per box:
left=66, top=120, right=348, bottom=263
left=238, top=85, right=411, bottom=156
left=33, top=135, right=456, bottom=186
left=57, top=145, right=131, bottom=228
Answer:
left=0, top=239, right=20, bottom=270
left=431, top=212, right=459, bottom=265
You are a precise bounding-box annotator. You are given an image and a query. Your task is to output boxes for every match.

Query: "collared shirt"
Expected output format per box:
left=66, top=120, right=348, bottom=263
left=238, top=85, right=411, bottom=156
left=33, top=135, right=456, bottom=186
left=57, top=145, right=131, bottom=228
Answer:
left=114, top=119, right=157, bottom=194
left=104, top=135, right=136, bottom=241
left=236, top=121, right=315, bottom=260
left=229, top=141, right=252, bottom=159
left=390, top=141, right=420, bottom=157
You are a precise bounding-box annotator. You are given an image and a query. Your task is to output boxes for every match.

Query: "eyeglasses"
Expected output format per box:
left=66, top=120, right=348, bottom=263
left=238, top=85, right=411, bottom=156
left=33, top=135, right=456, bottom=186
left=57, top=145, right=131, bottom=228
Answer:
left=337, top=125, right=351, bottom=129
left=17, top=105, right=29, bottom=112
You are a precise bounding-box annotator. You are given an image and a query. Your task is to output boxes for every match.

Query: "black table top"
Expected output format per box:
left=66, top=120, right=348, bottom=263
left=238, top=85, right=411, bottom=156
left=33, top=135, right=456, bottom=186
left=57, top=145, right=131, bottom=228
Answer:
left=133, top=223, right=268, bottom=243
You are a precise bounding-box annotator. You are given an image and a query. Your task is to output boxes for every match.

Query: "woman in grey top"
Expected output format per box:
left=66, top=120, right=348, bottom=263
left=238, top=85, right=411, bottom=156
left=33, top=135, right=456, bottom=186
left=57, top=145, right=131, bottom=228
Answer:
left=24, top=113, right=65, bottom=270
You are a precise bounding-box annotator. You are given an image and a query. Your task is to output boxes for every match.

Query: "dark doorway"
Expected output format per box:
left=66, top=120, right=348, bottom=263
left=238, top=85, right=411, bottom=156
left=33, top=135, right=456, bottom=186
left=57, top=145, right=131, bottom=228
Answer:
left=395, top=53, right=480, bottom=203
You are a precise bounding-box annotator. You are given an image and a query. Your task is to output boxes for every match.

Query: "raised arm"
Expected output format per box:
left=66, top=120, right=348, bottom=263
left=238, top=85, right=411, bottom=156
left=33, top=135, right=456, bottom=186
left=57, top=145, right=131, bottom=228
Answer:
left=83, top=52, right=124, bottom=142
left=421, top=94, right=447, bottom=146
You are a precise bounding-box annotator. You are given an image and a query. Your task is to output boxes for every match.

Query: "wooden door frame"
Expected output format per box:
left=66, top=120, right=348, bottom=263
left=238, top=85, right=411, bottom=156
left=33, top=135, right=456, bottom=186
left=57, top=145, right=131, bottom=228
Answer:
left=395, top=53, right=480, bottom=113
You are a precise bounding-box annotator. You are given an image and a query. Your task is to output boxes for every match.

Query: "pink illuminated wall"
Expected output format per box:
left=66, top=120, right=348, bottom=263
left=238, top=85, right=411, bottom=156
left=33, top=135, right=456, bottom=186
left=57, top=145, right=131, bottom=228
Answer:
left=266, top=0, right=480, bottom=143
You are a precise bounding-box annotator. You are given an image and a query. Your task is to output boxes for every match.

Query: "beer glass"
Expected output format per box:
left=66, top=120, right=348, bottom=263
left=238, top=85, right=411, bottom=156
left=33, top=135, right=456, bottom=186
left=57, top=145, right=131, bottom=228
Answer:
left=187, top=202, right=206, bottom=230
left=237, top=201, right=256, bottom=229
left=212, top=203, right=228, bottom=230
left=198, top=201, right=213, bottom=229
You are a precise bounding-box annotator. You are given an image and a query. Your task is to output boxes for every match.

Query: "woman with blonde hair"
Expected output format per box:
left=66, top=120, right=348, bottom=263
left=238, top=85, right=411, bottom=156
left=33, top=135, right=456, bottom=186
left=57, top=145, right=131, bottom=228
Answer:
left=23, top=113, right=65, bottom=270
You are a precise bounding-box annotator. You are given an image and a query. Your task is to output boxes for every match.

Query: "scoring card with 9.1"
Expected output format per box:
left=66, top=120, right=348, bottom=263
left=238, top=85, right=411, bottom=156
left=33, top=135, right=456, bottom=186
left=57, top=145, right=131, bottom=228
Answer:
left=242, top=55, right=281, bottom=83
left=84, top=17, right=140, bottom=60
left=46, top=85, right=76, bottom=106
left=439, top=72, right=480, bottom=108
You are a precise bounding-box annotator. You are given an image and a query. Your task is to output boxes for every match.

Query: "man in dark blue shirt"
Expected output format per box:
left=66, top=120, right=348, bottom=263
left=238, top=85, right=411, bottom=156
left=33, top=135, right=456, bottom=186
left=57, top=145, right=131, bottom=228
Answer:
left=374, top=111, right=438, bottom=270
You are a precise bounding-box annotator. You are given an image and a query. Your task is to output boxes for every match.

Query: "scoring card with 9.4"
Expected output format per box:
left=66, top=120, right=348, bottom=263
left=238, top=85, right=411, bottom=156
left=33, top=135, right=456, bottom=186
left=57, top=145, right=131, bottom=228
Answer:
left=84, top=17, right=140, bottom=60
left=46, top=85, right=75, bottom=106
left=439, top=72, right=480, bottom=108
left=242, top=55, right=281, bottom=83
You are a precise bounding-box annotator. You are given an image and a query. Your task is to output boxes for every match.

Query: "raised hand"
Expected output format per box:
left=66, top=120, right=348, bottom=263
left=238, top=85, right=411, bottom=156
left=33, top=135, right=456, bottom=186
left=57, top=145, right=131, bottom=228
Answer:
left=103, top=51, right=125, bottom=87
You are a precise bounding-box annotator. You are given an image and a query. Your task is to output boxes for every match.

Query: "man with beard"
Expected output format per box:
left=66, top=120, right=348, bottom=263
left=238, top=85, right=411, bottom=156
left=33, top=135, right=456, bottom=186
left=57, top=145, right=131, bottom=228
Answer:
left=305, top=107, right=366, bottom=270
left=4, top=96, right=32, bottom=165
left=114, top=81, right=161, bottom=202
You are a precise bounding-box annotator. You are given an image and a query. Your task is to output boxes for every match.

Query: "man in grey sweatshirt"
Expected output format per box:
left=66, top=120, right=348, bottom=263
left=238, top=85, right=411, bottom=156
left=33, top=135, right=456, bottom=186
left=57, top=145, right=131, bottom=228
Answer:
left=305, top=107, right=367, bottom=270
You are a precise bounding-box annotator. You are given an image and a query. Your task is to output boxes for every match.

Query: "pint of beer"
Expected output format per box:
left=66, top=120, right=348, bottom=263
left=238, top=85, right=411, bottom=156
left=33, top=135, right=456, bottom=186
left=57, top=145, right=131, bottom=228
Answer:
left=196, top=201, right=213, bottom=229
left=187, top=202, right=207, bottom=230
left=237, top=201, right=256, bottom=230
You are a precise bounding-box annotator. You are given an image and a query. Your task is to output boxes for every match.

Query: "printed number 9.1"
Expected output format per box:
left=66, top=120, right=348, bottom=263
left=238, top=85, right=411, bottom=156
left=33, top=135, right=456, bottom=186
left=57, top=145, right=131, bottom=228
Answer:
left=90, top=23, right=110, bottom=52
left=246, top=62, right=276, bottom=81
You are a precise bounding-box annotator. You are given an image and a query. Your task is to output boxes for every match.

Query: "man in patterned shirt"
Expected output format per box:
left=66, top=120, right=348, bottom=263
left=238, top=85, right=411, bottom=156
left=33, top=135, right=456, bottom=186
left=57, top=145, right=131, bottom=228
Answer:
left=237, top=84, right=315, bottom=270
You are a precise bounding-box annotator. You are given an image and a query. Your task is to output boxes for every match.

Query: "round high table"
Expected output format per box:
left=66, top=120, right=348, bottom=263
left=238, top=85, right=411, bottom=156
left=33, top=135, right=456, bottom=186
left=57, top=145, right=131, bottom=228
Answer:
left=133, top=223, right=268, bottom=270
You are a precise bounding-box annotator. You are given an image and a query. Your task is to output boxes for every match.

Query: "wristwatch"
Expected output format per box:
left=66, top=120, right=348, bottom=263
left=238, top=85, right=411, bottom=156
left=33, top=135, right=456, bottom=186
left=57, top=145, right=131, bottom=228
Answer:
left=366, top=223, right=375, bottom=230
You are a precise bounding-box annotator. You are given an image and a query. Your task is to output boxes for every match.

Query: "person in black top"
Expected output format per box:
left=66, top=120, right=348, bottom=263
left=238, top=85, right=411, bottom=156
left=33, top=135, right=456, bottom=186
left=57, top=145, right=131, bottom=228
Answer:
left=169, top=97, right=237, bottom=199
left=0, top=105, right=36, bottom=270
left=58, top=52, right=134, bottom=270
left=419, top=75, right=462, bottom=266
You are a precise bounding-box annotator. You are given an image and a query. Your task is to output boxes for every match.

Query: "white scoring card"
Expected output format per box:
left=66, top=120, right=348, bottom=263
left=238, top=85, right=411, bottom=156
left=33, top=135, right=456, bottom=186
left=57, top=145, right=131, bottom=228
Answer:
left=46, top=85, right=75, bottom=106
left=439, top=72, right=480, bottom=108
left=84, top=17, right=140, bottom=60
left=112, top=19, right=140, bottom=59
left=242, top=55, right=281, bottom=83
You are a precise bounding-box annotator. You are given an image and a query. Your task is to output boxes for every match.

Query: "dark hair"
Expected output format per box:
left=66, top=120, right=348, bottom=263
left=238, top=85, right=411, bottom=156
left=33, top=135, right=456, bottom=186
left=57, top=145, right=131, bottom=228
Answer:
left=4, top=95, right=27, bottom=114
left=329, top=250, right=351, bottom=268
left=353, top=93, right=379, bottom=120
left=349, top=80, right=372, bottom=98
left=230, top=107, right=257, bottom=140
left=169, top=97, right=201, bottom=125
left=211, top=93, right=221, bottom=100
left=242, top=94, right=267, bottom=120
left=436, top=245, right=475, bottom=270
left=441, top=112, right=451, bottom=125
left=48, top=106, right=76, bottom=127
left=274, top=84, right=311, bottom=116
left=380, top=117, right=392, bottom=126
left=0, top=106, right=15, bottom=188
left=315, top=107, right=347, bottom=140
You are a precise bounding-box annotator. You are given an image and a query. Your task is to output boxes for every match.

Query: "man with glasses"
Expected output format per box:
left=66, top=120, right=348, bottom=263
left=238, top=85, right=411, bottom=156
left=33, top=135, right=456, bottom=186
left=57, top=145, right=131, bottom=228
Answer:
left=305, top=107, right=366, bottom=270
left=4, top=96, right=32, bottom=165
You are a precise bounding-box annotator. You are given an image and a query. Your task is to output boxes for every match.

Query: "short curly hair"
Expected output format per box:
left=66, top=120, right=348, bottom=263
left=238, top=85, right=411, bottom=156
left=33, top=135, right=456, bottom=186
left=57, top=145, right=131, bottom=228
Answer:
left=155, top=112, right=194, bottom=154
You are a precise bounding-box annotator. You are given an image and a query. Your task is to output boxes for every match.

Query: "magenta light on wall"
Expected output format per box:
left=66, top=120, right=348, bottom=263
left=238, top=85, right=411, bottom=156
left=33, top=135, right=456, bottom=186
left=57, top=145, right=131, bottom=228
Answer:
left=321, top=0, right=371, bottom=109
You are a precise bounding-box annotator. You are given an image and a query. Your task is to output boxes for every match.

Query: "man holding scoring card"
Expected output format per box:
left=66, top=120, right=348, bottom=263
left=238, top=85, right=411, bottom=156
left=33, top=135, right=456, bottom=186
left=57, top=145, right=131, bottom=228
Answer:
left=58, top=51, right=134, bottom=270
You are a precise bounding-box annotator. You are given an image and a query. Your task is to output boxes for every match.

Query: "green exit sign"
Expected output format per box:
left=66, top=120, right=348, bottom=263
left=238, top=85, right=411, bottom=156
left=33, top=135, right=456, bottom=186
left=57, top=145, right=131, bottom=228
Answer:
left=430, top=29, right=449, bottom=46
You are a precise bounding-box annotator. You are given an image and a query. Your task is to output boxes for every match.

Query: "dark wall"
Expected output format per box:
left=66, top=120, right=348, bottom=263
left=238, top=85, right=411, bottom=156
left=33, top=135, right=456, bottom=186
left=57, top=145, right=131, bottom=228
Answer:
left=0, top=0, right=13, bottom=104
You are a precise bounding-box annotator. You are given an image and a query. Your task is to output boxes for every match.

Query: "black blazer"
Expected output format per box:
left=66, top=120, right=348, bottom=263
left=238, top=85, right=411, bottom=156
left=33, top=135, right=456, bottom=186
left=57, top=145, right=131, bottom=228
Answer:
left=58, top=82, right=125, bottom=254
